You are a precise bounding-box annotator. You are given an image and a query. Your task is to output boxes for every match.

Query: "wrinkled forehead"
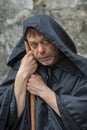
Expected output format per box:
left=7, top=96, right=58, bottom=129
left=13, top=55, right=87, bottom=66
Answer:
left=25, top=27, right=43, bottom=38
left=27, top=34, right=45, bottom=43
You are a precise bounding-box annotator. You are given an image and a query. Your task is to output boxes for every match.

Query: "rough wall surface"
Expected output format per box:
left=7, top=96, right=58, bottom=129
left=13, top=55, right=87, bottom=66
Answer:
left=0, top=0, right=87, bottom=83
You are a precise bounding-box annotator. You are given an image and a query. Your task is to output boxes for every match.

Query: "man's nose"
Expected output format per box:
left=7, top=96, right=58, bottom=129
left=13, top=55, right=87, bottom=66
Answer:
left=38, top=44, right=45, bottom=54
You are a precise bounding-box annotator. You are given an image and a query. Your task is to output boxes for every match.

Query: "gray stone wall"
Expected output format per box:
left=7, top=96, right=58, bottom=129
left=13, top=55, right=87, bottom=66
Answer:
left=0, top=0, right=87, bottom=84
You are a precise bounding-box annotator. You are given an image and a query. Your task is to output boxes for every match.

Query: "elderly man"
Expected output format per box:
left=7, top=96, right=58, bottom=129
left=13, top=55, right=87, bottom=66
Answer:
left=0, top=14, right=87, bottom=130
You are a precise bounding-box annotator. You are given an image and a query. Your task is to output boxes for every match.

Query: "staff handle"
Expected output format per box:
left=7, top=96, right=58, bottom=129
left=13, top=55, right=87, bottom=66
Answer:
left=24, top=41, right=35, bottom=130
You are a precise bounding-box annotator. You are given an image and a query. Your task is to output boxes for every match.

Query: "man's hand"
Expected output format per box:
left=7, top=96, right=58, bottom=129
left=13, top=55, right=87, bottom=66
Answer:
left=27, top=74, right=46, bottom=96
left=17, top=51, right=38, bottom=80
left=27, top=74, right=60, bottom=116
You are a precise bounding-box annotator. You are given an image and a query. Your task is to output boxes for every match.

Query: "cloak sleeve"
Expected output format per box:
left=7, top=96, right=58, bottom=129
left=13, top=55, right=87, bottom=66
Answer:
left=0, top=68, right=18, bottom=129
left=56, top=77, right=87, bottom=130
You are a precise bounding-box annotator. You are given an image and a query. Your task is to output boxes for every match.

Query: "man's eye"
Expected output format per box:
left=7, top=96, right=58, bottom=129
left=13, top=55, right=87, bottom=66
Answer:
left=30, top=43, right=38, bottom=48
left=43, top=39, right=50, bottom=45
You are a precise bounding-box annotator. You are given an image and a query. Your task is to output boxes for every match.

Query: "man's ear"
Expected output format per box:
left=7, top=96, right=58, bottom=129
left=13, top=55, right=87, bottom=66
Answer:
left=24, top=40, right=31, bottom=53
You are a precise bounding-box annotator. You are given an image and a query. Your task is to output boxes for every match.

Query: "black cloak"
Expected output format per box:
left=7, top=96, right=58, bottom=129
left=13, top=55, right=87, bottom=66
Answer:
left=0, top=14, right=87, bottom=130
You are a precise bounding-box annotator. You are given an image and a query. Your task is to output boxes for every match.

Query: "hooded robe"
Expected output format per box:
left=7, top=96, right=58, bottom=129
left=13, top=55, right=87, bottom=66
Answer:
left=0, top=14, right=87, bottom=130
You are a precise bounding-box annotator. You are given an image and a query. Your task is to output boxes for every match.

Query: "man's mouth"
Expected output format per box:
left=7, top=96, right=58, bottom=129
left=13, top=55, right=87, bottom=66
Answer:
left=39, top=56, right=50, bottom=61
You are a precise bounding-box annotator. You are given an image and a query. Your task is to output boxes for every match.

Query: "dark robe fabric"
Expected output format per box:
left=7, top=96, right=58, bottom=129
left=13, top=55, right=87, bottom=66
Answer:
left=0, top=14, right=87, bottom=130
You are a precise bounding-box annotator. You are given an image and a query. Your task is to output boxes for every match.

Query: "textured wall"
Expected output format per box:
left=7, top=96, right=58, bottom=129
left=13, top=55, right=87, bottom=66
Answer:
left=0, top=0, right=87, bottom=83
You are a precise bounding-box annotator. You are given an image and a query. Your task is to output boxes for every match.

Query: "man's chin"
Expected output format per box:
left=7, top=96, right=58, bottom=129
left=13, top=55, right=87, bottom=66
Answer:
left=38, top=60, right=53, bottom=66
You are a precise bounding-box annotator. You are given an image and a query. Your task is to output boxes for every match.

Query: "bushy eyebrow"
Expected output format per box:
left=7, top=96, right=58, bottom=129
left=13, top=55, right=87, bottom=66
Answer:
left=28, top=41, right=34, bottom=43
left=28, top=37, right=47, bottom=44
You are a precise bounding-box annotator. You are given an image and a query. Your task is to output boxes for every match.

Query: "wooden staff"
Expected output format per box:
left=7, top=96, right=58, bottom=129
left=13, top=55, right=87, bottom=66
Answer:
left=24, top=41, right=35, bottom=130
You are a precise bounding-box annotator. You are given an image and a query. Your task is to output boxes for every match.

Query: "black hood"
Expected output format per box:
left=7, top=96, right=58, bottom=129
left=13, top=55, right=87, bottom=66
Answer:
left=7, top=14, right=87, bottom=76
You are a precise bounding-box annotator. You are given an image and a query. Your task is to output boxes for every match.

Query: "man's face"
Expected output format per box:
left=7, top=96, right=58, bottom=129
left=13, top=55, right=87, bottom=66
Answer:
left=26, top=33, right=62, bottom=66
